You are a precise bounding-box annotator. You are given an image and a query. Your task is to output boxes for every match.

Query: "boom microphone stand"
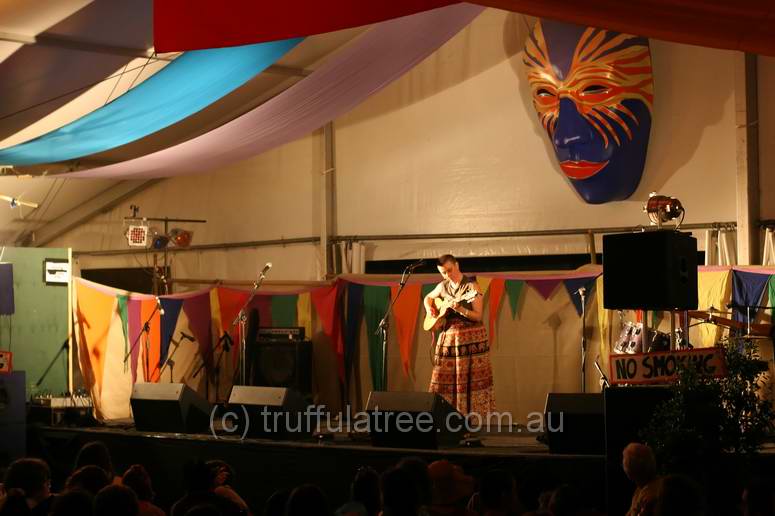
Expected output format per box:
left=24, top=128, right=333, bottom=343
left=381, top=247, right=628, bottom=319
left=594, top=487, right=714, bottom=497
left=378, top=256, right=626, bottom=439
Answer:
left=123, top=298, right=162, bottom=380
left=375, top=259, right=424, bottom=390
left=577, top=287, right=587, bottom=393
left=232, top=263, right=272, bottom=386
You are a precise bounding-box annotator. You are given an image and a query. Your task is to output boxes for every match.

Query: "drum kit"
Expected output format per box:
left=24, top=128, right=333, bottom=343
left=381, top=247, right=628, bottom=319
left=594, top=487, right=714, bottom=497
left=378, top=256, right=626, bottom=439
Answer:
left=613, top=305, right=774, bottom=355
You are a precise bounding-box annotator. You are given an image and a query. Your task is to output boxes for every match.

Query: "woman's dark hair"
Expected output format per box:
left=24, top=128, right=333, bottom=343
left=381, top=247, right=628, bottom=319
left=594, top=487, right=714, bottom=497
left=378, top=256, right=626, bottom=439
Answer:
left=351, top=466, right=381, bottom=516
left=396, top=457, right=431, bottom=506
left=65, top=465, right=110, bottom=496
left=381, top=467, right=419, bottom=516
left=74, top=441, right=114, bottom=478
left=285, top=484, right=331, bottom=516
left=51, top=488, right=94, bottom=516
left=0, top=488, right=32, bottom=516
left=182, top=460, right=216, bottom=492
left=94, top=485, right=139, bottom=516
left=206, top=459, right=235, bottom=485
left=3, top=458, right=50, bottom=499
left=121, top=464, right=155, bottom=501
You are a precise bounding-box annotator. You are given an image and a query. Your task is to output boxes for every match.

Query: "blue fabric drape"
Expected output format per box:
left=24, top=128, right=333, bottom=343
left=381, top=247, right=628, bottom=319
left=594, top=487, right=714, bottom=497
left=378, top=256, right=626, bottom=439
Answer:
left=0, top=39, right=301, bottom=165
left=344, top=283, right=364, bottom=389
left=731, top=270, right=770, bottom=324
left=159, top=298, right=184, bottom=369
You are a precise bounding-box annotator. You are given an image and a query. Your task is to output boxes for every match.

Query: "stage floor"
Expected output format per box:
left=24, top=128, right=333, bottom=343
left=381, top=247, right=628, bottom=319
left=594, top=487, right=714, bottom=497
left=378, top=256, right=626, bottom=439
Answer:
left=29, top=424, right=606, bottom=512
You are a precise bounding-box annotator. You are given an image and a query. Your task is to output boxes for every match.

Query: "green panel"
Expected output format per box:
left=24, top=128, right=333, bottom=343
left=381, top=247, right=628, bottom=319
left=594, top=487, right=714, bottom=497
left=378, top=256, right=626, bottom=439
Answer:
left=1, top=247, right=69, bottom=398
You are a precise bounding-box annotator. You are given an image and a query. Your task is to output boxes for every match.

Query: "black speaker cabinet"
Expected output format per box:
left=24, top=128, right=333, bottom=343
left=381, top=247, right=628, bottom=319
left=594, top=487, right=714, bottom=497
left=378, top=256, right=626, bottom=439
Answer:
left=543, top=393, right=604, bottom=455
left=227, top=385, right=309, bottom=439
left=0, top=371, right=26, bottom=463
left=603, top=230, right=698, bottom=310
left=604, top=386, right=672, bottom=515
left=365, top=391, right=464, bottom=449
left=130, top=383, right=211, bottom=433
left=248, top=340, right=312, bottom=396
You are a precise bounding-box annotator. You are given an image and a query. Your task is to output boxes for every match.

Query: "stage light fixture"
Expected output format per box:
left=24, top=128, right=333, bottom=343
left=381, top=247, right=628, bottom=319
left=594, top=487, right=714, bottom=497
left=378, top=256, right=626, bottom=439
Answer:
left=169, top=228, right=193, bottom=248
left=150, top=227, right=171, bottom=250
left=126, top=225, right=149, bottom=247
left=643, top=192, right=684, bottom=229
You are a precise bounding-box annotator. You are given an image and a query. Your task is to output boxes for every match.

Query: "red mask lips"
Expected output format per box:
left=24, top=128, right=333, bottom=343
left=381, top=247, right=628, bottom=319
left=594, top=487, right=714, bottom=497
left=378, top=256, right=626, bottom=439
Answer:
left=560, top=160, right=609, bottom=180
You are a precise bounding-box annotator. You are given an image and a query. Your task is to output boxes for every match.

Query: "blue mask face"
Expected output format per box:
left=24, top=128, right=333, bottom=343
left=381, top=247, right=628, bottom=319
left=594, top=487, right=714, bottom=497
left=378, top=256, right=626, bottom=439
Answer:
left=524, top=19, right=654, bottom=204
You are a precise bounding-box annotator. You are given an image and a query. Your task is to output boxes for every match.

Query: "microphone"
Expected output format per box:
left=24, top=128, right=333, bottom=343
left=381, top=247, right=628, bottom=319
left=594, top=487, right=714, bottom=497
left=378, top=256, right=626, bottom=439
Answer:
left=259, top=262, right=272, bottom=278
left=179, top=331, right=195, bottom=342
left=575, top=286, right=586, bottom=296
left=407, top=259, right=425, bottom=271
left=155, top=296, right=165, bottom=316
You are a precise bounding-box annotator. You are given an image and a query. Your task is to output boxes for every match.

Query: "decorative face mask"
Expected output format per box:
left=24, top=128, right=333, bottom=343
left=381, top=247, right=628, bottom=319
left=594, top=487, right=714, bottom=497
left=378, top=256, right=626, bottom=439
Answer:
left=524, top=20, right=653, bottom=204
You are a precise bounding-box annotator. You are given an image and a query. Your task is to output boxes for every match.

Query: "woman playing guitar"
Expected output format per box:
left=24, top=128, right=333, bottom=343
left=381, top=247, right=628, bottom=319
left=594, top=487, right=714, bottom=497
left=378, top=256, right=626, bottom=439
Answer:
left=423, top=254, right=495, bottom=416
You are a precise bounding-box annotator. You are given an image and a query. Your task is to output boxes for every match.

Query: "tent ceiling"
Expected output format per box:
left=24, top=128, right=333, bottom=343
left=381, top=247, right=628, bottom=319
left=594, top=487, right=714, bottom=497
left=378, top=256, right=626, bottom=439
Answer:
left=0, top=0, right=364, bottom=245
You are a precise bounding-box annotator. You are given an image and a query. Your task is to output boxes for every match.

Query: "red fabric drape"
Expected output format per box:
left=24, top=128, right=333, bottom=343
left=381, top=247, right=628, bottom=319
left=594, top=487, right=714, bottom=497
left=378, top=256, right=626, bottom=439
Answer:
left=154, top=0, right=775, bottom=56
left=311, top=282, right=345, bottom=380
left=153, top=0, right=456, bottom=52
left=478, top=0, right=775, bottom=56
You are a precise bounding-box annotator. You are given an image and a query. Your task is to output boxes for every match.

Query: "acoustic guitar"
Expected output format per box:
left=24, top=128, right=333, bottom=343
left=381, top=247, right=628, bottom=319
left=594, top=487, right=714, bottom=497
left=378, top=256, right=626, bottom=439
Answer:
left=423, top=289, right=481, bottom=331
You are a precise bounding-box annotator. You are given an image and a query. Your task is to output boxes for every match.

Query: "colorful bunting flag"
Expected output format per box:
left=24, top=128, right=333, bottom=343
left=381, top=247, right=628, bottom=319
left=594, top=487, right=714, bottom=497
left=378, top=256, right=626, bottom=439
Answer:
left=159, top=298, right=184, bottom=369
left=769, top=276, right=775, bottom=320
left=477, top=276, right=492, bottom=296
left=311, top=283, right=345, bottom=380
left=363, top=285, right=391, bottom=391
left=345, top=283, right=365, bottom=388
left=117, top=295, right=129, bottom=372
left=504, top=280, right=525, bottom=319
left=696, top=270, right=732, bottom=347
left=127, top=299, right=143, bottom=384
left=271, top=295, right=298, bottom=328
left=563, top=276, right=597, bottom=317
left=732, top=270, right=770, bottom=323
left=390, top=284, right=422, bottom=376
left=140, top=299, right=162, bottom=382
left=526, top=278, right=562, bottom=300
left=488, top=279, right=505, bottom=347
left=182, top=291, right=212, bottom=368
left=75, top=281, right=117, bottom=397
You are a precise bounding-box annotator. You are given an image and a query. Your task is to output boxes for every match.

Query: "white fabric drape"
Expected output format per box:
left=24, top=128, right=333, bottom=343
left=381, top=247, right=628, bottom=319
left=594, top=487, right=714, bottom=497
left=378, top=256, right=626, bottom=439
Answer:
left=339, top=241, right=366, bottom=274
left=762, top=228, right=775, bottom=266
left=704, top=229, right=719, bottom=265
left=717, top=228, right=737, bottom=265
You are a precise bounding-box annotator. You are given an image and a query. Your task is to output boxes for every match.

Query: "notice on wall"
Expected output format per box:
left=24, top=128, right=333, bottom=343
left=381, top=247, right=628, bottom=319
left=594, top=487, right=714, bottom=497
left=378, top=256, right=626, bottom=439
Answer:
left=610, top=347, right=727, bottom=385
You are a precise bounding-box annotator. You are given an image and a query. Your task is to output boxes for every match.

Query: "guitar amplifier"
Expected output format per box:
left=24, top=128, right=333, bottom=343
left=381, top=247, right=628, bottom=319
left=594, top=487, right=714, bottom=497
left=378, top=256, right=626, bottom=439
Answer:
left=257, top=327, right=305, bottom=341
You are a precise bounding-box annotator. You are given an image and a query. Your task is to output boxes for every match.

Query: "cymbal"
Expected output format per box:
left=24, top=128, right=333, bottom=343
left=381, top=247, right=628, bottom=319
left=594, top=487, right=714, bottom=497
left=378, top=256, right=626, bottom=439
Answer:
left=687, top=310, right=773, bottom=338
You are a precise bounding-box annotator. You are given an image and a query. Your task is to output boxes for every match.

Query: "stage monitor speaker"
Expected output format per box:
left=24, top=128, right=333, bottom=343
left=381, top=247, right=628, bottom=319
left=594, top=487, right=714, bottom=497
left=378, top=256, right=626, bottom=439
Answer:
left=248, top=340, right=312, bottom=396
left=603, top=230, right=698, bottom=310
left=604, top=386, right=672, bottom=515
left=365, top=391, right=464, bottom=449
left=130, top=383, right=210, bottom=433
left=543, top=393, right=604, bottom=455
left=227, top=385, right=309, bottom=439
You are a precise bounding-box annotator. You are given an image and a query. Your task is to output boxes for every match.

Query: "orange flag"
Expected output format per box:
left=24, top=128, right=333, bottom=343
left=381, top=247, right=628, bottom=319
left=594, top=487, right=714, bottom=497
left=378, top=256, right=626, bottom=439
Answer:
left=488, top=278, right=505, bottom=347
left=311, top=282, right=345, bottom=379
left=390, top=284, right=422, bottom=376
left=140, top=299, right=162, bottom=382
left=75, top=281, right=117, bottom=397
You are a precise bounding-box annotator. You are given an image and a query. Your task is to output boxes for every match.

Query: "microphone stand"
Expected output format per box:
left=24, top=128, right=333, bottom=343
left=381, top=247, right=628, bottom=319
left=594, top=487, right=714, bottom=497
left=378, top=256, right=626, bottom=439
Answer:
left=231, top=268, right=270, bottom=386
left=192, top=331, right=232, bottom=403
left=375, top=264, right=417, bottom=390
left=123, top=301, right=161, bottom=381
left=577, top=287, right=587, bottom=393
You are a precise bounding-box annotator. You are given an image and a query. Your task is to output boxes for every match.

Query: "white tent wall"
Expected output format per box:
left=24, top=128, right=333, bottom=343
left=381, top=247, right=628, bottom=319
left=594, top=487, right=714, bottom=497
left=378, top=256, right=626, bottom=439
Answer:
left=47, top=8, right=771, bottom=420
left=760, top=56, right=775, bottom=223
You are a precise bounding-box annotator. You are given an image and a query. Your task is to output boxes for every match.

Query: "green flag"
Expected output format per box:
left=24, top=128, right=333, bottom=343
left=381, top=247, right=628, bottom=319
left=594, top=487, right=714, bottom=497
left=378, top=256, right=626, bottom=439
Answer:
left=271, top=294, right=298, bottom=327
left=117, top=295, right=129, bottom=372
left=363, top=285, right=391, bottom=391
left=504, top=280, right=525, bottom=319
